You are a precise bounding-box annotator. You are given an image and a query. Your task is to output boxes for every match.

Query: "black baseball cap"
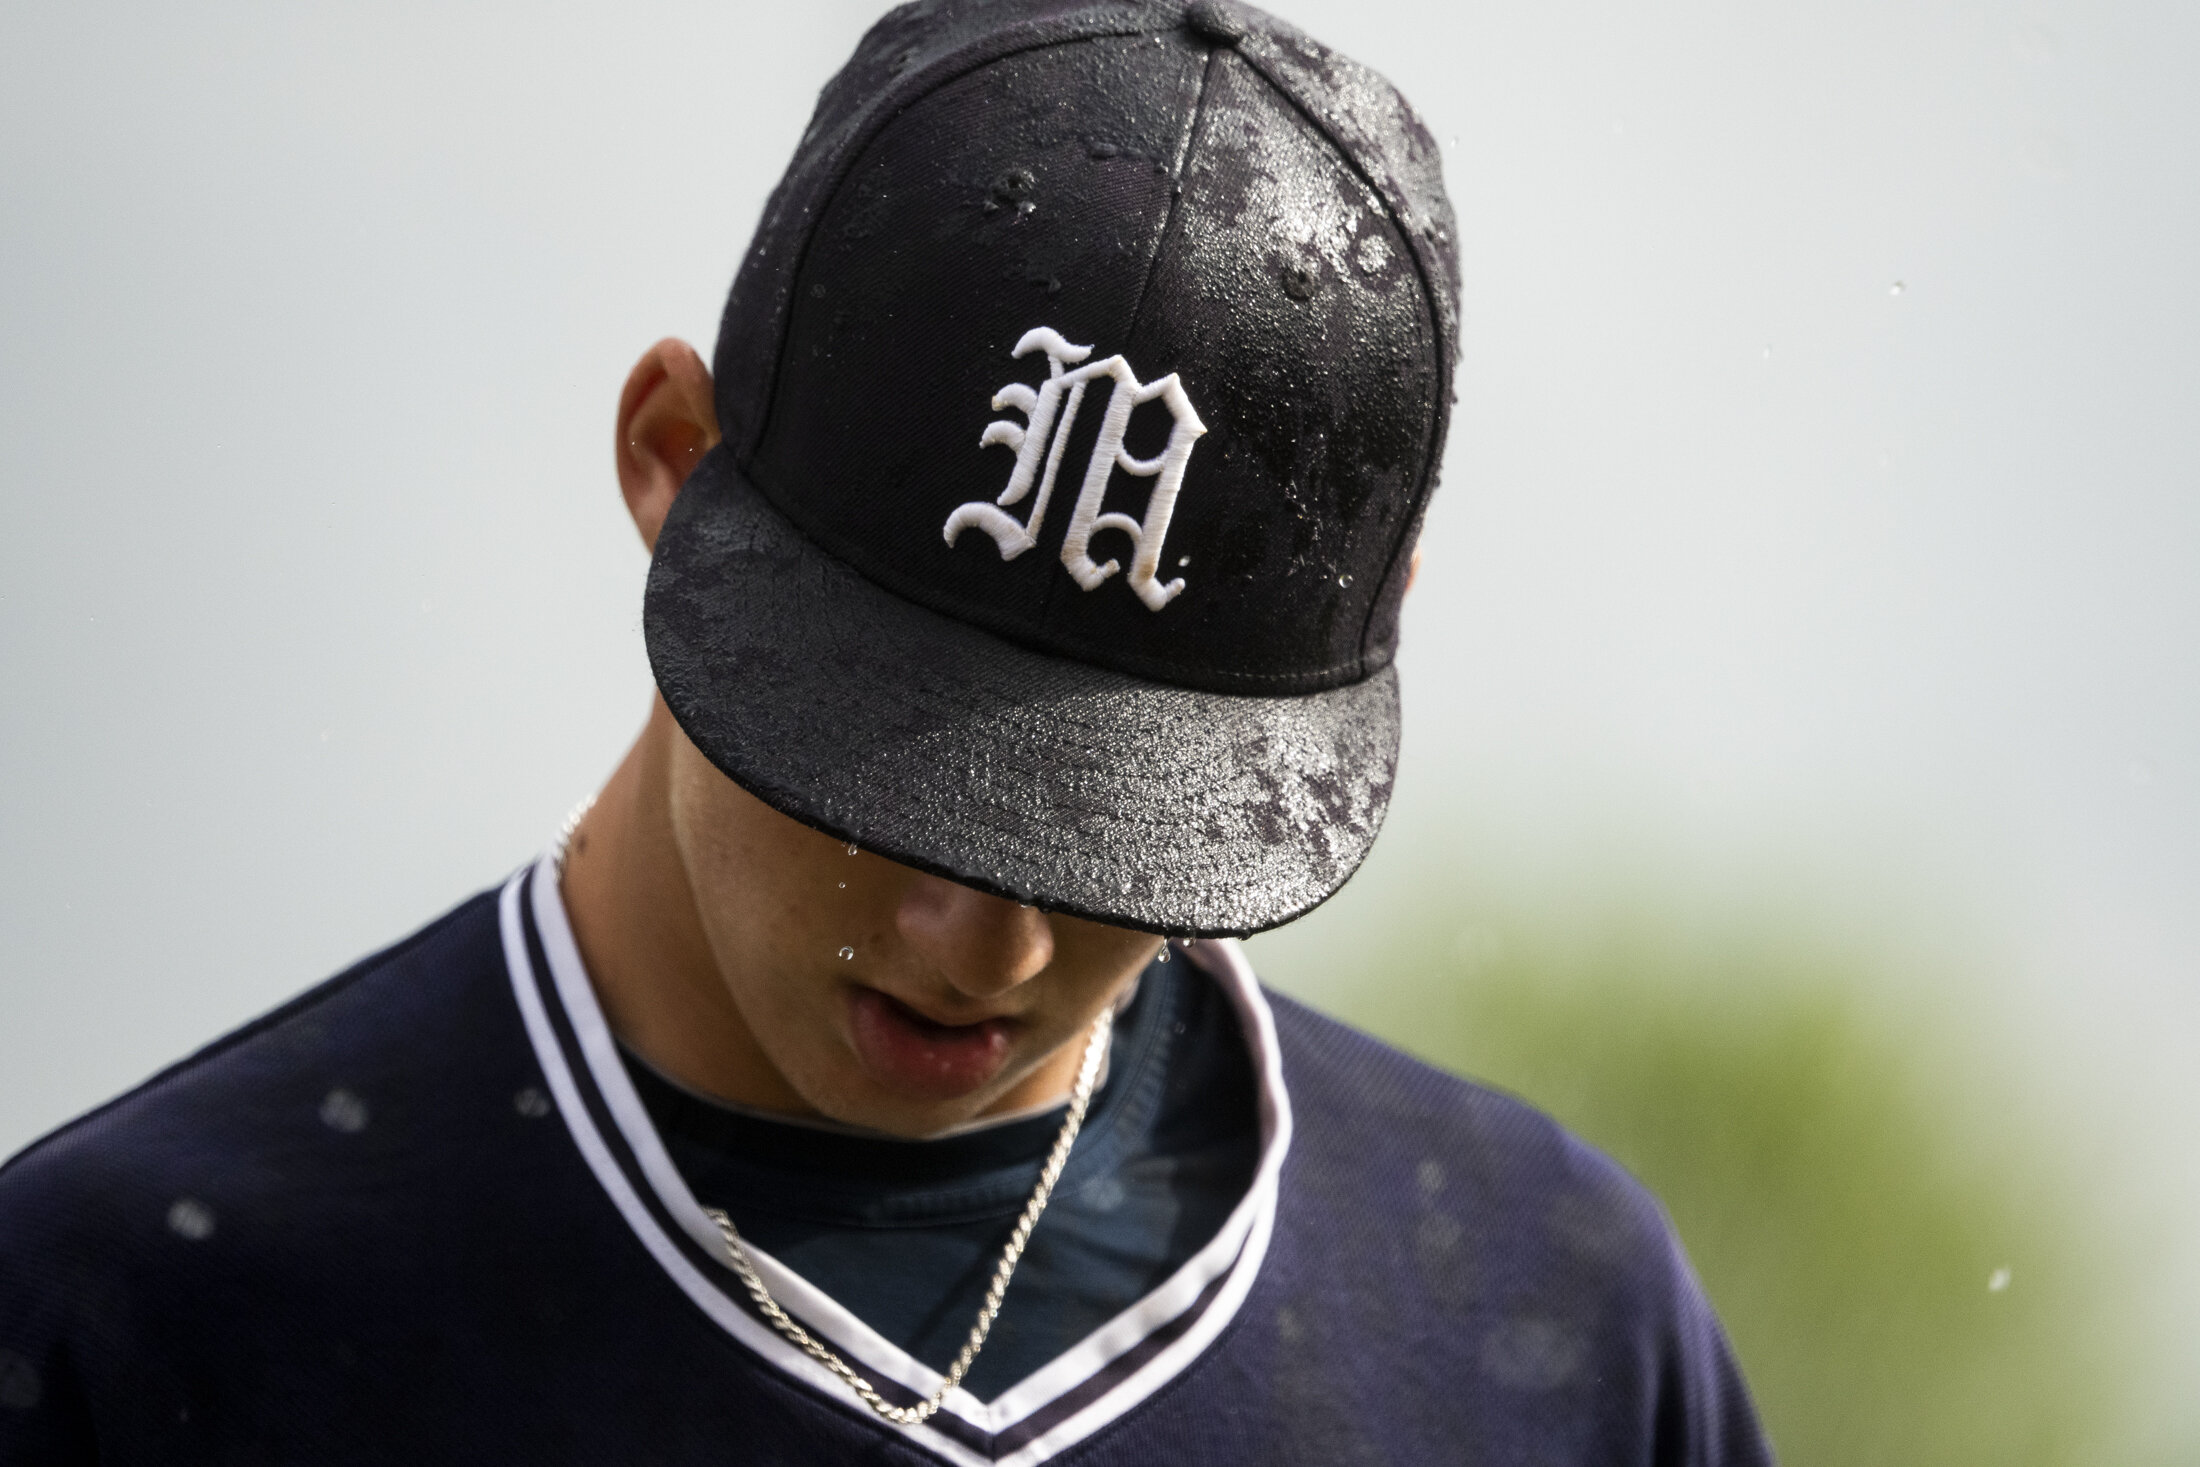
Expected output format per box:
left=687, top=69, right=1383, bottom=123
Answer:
left=645, top=0, right=1459, bottom=937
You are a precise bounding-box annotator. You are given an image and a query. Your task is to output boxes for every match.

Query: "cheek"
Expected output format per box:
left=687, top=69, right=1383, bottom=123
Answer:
left=666, top=748, right=871, bottom=1017
left=669, top=749, right=815, bottom=908
left=666, top=757, right=760, bottom=921
left=666, top=755, right=803, bottom=980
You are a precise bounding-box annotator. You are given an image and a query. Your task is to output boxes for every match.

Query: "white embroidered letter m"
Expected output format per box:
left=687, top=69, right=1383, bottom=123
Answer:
left=942, top=327, right=1206, bottom=611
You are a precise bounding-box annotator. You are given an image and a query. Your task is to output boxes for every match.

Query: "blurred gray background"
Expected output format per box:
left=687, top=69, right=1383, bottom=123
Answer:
left=4, top=1, right=2195, bottom=1459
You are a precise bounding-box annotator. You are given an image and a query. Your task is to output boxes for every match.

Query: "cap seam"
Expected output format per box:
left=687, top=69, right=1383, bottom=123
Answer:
left=1224, top=37, right=1453, bottom=666
left=1031, top=35, right=1213, bottom=647
left=1120, top=41, right=1219, bottom=347
left=737, top=13, right=1169, bottom=471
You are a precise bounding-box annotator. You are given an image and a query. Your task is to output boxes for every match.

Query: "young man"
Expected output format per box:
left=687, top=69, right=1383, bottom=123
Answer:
left=0, top=2, right=1772, bottom=1462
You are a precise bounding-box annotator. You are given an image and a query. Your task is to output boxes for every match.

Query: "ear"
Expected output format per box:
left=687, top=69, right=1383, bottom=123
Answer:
left=616, top=339, right=721, bottom=553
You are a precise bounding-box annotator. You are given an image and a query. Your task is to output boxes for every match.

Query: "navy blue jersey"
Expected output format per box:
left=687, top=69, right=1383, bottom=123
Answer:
left=0, top=855, right=1772, bottom=1464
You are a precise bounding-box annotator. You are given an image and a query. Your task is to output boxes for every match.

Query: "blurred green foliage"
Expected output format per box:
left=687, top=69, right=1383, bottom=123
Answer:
left=1253, top=902, right=2129, bottom=1466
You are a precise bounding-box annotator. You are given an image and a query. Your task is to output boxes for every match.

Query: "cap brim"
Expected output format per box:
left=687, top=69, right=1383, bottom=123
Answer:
left=643, top=446, right=1399, bottom=937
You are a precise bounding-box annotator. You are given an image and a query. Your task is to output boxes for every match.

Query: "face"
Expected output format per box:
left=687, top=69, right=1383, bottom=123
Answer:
left=663, top=729, right=1163, bottom=1137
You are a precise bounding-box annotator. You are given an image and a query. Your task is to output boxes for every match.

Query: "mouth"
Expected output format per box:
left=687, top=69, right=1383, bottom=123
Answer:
left=847, top=987, right=1018, bottom=1100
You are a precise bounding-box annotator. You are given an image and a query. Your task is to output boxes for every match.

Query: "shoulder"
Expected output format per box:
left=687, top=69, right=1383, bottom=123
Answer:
left=1264, top=986, right=1685, bottom=1298
left=1253, top=991, right=1771, bottom=1463
left=0, top=886, right=509, bottom=1257
left=1267, top=987, right=1644, bottom=1183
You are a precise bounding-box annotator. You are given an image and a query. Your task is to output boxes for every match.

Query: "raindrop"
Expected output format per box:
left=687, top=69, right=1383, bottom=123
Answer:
left=1177, top=555, right=1191, bottom=568
left=846, top=843, right=859, bottom=856
left=167, top=1197, right=216, bottom=1242
left=1988, top=1267, right=2012, bottom=1293
left=987, top=167, right=1037, bottom=212
left=839, top=946, right=856, bottom=961
left=1156, top=946, right=1171, bottom=963
left=514, top=1087, right=553, bottom=1119
left=837, top=881, right=847, bottom=889
left=1337, top=573, right=1353, bottom=588
left=319, top=1089, right=369, bottom=1134
left=1761, top=344, right=1773, bottom=361
left=1889, top=280, right=1906, bottom=296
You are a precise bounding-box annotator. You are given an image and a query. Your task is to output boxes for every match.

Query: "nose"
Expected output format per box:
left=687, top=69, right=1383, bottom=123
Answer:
left=894, top=873, right=1055, bottom=1001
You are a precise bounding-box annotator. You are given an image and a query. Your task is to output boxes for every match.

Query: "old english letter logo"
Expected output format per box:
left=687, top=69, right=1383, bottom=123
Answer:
left=942, top=327, right=1205, bottom=611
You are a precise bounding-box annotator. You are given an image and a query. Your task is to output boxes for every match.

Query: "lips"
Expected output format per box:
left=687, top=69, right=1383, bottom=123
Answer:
left=847, top=988, right=1016, bottom=1099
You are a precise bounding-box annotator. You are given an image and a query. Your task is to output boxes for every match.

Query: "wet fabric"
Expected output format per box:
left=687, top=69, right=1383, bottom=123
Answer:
left=620, top=955, right=1262, bottom=1400
left=0, top=883, right=1773, bottom=1465
left=647, top=0, right=1466, bottom=938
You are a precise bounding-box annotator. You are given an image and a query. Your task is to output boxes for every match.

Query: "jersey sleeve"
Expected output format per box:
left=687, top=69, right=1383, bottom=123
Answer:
left=1652, top=1227, right=1776, bottom=1467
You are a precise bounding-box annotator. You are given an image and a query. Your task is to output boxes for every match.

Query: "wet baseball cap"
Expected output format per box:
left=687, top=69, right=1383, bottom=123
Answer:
left=645, top=0, right=1460, bottom=936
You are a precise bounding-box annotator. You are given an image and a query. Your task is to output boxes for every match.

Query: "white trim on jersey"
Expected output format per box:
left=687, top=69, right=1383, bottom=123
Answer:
left=498, top=855, right=1292, bottom=1467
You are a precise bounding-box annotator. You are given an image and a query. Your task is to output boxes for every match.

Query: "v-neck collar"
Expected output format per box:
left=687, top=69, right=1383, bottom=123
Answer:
left=617, top=961, right=1188, bottom=1227
left=498, top=853, right=1293, bottom=1467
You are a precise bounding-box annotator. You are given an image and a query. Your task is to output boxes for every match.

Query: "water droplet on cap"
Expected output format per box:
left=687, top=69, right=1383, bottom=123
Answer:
left=838, top=946, right=856, bottom=961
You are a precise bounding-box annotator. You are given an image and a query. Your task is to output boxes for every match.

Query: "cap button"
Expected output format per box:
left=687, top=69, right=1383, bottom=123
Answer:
left=1183, top=0, right=1248, bottom=45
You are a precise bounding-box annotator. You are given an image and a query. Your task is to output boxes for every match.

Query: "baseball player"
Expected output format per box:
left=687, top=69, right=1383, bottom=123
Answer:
left=0, top=2, right=1772, bottom=1463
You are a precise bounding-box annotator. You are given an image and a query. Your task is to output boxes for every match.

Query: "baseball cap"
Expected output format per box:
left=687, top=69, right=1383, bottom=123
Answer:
left=645, top=0, right=1460, bottom=936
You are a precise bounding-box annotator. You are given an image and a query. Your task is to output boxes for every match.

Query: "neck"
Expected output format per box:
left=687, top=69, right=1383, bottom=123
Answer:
left=560, top=699, right=823, bottom=1117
